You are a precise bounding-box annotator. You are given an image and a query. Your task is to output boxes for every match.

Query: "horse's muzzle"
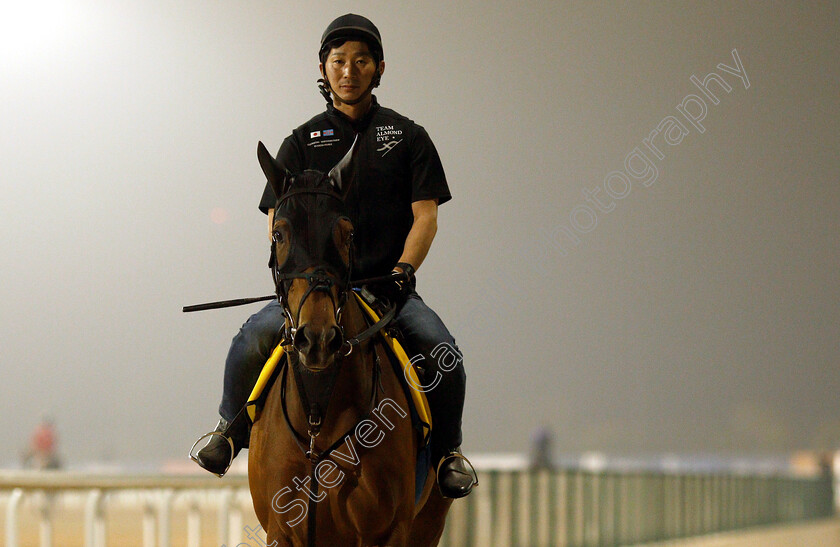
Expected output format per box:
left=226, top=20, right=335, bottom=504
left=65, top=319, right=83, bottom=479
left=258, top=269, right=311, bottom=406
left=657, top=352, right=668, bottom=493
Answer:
left=293, top=324, right=345, bottom=369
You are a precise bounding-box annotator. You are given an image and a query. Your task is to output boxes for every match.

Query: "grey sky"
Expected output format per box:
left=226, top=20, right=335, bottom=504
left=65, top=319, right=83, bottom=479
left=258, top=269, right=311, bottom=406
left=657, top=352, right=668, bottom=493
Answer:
left=1, top=1, right=838, bottom=466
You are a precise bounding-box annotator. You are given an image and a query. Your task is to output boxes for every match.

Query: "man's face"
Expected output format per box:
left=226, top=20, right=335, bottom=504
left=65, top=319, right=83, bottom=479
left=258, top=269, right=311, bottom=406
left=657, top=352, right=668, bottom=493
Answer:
left=320, top=40, right=384, bottom=104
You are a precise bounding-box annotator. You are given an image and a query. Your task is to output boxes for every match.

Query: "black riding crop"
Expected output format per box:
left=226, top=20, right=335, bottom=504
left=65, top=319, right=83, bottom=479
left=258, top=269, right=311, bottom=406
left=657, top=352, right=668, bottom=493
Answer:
left=182, top=271, right=407, bottom=313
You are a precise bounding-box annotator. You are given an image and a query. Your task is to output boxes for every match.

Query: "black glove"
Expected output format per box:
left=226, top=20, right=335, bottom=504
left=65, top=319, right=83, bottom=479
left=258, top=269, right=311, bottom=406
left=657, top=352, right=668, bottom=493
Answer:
left=379, top=262, right=415, bottom=307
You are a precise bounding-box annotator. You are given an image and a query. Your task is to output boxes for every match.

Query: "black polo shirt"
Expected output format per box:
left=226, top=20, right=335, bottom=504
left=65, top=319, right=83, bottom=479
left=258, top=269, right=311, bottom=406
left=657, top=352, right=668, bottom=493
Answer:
left=259, top=97, right=451, bottom=280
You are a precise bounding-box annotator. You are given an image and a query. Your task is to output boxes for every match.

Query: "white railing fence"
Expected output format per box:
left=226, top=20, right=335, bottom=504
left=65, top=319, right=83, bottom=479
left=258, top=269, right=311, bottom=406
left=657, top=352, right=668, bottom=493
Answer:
left=1, top=472, right=251, bottom=547
left=1, top=465, right=834, bottom=547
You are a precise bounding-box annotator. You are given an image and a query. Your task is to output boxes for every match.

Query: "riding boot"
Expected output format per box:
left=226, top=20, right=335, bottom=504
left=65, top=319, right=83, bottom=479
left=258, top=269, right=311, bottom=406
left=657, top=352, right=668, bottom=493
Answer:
left=192, top=417, right=248, bottom=477
left=436, top=447, right=478, bottom=499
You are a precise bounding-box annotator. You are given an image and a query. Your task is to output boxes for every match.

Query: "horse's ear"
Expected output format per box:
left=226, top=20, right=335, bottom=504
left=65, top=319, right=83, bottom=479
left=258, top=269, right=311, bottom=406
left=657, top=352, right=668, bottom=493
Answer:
left=328, top=134, right=360, bottom=196
left=257, top=141, right=288, bottom=199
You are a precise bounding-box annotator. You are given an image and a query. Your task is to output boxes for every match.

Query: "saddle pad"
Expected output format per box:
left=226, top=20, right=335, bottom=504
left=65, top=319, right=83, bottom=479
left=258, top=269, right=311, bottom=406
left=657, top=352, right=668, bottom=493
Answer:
left=245, top=341, right=285, bottom=423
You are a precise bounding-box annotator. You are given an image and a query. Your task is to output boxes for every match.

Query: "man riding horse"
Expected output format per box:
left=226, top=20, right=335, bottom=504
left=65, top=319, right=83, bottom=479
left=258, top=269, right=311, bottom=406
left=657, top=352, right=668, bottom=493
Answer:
left=193, top=13, right=476, bottom=499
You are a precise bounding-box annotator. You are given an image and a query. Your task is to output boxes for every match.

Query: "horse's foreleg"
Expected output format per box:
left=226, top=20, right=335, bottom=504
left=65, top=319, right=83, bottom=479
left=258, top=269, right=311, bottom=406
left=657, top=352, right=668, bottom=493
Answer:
left=375, top=520, right=412, bottom=547
left=264, top=530, right=299, bottom=547
left=406, top=486, right=452, bottom=547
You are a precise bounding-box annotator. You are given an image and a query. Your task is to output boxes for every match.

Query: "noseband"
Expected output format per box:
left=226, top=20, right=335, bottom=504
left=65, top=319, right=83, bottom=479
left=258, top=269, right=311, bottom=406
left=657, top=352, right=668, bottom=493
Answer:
left=273, top=268, right=350, bottom=353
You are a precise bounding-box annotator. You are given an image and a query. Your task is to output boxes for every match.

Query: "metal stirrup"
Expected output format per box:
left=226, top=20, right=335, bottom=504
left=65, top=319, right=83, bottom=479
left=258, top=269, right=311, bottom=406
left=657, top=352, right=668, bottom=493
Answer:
left=436, top=451, right=479, bottom=487
left=188, top=431, right=235, bottom=478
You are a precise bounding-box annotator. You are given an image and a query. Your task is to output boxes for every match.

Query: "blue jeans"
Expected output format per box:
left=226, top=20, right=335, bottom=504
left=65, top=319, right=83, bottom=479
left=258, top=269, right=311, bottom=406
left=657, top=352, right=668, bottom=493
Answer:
left=218, top=292, right=466, bottom=452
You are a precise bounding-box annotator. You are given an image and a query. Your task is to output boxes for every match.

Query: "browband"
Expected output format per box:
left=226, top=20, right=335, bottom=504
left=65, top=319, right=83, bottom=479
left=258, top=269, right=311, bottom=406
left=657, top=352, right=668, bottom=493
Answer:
left=277, top=186, right=343, bottom=206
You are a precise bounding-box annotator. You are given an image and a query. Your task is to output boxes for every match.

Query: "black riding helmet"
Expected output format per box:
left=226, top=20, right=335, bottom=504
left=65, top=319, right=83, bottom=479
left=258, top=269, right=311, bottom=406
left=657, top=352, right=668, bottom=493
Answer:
left=318, top=14, right=383, bottom=104
left=319, top=13, right=383, bottom=62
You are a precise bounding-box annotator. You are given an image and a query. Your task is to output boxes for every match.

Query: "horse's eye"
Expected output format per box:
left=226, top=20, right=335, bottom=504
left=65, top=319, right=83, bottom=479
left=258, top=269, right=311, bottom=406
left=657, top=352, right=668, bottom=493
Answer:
left=273, top=231, right=284, bottom=244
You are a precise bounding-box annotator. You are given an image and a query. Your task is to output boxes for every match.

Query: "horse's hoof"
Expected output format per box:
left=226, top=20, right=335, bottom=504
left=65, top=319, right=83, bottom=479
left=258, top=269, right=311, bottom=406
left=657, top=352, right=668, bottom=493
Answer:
left=436, top=449, right=478, bottom=499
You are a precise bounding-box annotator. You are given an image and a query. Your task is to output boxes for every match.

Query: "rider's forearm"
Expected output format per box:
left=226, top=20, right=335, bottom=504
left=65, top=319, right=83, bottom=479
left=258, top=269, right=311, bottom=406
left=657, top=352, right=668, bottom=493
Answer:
left=396, top=199, right=438, bottom=273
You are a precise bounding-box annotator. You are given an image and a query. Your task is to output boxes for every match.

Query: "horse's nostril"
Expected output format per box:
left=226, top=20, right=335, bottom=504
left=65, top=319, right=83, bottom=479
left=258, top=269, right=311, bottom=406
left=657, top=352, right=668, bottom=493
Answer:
left=325, top=325, right=344, bottom=354
left=293, top=325, right=312, bottom=353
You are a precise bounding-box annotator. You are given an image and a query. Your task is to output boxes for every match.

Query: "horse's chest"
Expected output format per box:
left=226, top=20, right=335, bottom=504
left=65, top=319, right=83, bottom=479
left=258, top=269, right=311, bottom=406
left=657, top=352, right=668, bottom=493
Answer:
left=267, top=453, right=408, bottom=542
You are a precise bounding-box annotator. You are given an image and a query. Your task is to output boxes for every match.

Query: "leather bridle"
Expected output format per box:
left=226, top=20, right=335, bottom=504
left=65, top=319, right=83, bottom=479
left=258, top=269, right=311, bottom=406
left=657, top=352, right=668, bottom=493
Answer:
left=270, top=184, right=352, bottom=353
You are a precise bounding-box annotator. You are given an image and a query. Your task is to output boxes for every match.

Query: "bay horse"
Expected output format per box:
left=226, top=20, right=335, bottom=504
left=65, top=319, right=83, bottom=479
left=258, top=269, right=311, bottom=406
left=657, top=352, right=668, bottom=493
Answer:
left=247, top=137, right=452, bottom=546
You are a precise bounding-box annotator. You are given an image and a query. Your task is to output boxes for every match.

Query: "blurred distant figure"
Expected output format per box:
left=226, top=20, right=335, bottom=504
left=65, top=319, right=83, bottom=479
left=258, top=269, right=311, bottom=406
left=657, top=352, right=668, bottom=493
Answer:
left=818, top=452, right=835, bottom=515
left=529, top=425, right=554, bottom=470
left=22, top=417, right=61, bottom=470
